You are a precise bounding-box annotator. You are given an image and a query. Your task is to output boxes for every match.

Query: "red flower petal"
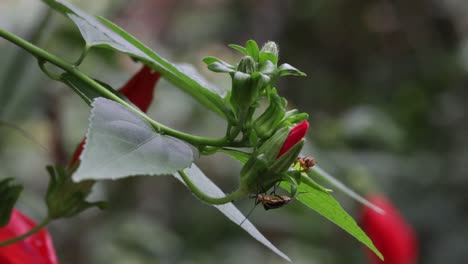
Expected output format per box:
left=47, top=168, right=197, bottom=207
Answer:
left=360, top=194, right=418, bottom=264
left=69, top=65, right=161, bottom=166
left=276, top=120, right=309, bottom=158
left=0, top=209, right=58, bottom=264
left=117, top=65, right=161, bottom=113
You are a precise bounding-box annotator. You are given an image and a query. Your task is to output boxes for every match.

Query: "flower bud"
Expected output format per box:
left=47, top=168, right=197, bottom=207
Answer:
left=253, top=92, right=286, bottom=139
left=240, top=122, right=307, bottom=194
left=360, top=194, right=418, bottom=264
left=230, top=72, right=268, bottom=123
left=261, top=41, right=279, bottom=58
left=277, top=120, right=309, bottom=157
left=237, top=56, right=256, bottom=74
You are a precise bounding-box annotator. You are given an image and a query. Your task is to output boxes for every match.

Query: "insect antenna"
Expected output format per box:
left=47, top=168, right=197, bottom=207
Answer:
left=240, top=196, right=260, bottom=226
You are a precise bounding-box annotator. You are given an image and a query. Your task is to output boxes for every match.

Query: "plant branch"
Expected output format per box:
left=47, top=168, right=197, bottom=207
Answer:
left=178, top=170, right=246, bottom=205
left=0, top=29, right=236, bottom=147
left=0, top=217, right=51, bottom=247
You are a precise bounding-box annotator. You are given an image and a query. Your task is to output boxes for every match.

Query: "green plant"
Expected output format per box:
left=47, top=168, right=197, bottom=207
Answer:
left=0, top=0, right=385, bottom=262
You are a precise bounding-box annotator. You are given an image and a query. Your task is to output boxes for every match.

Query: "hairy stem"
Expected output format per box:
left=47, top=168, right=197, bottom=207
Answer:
left=178, top=170, right=246, bottom=204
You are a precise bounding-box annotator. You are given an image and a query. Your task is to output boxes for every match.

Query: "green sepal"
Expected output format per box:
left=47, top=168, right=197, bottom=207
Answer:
left=278, top=63, right=306, bottom=77
left=230, top=72, right=269, bottom=124
left=256, top=126, right=290, bottom=161
left=283, top=174, right=298, bottom=197
left=203, top=56, right=235, bottom=73
left=237, top=56, right=256, bottom=74
left=245, top=40, right=260, bottom=62
left=268, top=140, right=304, bottom=173
left=259, top=60, right=276, bottom=75
left=253, top=91, right=287, bottom=139
left=228, top=44, right=248, bottom=54
left=46, top=165, right=106, bottom=219
left=281, top=110, right=309, bottom=127
left=239, top=127, right=291, bottom=193
left=0, top=178, right=23, bottom=227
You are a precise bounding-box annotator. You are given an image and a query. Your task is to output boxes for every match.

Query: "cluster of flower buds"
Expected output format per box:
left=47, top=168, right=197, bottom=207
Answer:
left=240, top=121, right=309, bottom=194
left=204, top=41, right=310, bottom=194
left=204, top=40, right=307, bottom=144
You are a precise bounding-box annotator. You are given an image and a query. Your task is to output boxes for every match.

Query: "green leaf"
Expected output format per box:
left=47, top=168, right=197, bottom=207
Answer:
left=174, top=164, right=291, bottom=262
left=43, top=0, right=227, bottom=117
left=228, top=44, right=248, bottom=54
left=245, top=40, right=260, bottom=62
left=73, top=98, right=194, bottom=181
left=0, top=178, right=23, bottom=227
left=280, top=181, right=383, bottom=260
left=310, top=166, right=384, bottom=214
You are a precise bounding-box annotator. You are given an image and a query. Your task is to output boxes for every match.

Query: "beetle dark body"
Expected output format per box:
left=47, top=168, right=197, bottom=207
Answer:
left=255, top=194, right=293, bottom=210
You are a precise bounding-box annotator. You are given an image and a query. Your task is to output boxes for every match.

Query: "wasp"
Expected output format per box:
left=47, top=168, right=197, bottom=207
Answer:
left=294, top=156, right=316, bottom=173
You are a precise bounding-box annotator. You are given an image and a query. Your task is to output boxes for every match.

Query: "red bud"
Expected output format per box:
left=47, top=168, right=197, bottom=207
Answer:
left=0, top=209, right=58, bottom=264
left=276, top=120, right=309, bottom=158
left=69, top=65, right=161, bottom=166
left=360, top=194, right=418, bottom=264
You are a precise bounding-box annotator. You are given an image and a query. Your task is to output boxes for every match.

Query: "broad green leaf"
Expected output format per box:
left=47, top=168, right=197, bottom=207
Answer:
left=73, top=98, right=193, bottom=182
left=0, top=178, right=23, bottom=227
left=310, top=165, right=384, bottom=214
left=174, top=165, right=291, bottom=262
left=280, top=181, right=384, bottom=260
left=43, top=0, right=227, bottom=116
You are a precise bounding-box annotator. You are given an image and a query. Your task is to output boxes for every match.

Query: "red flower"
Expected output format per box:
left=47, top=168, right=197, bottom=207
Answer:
left=0, top=209, right=58, bottom=264
left=70, top=65, right=161, bottom=166
left=276, top=120, right=309, bottom=158
left=117, top=65, right=161, bottom=113
left=360, top=194, right=418, bottom=264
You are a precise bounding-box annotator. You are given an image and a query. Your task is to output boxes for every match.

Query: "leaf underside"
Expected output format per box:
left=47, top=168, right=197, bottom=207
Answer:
left=73, top=98, right=193, bottom=182
left=175, top=165, right=291, bottom=262
left=43, top=0, right=226, bottom=116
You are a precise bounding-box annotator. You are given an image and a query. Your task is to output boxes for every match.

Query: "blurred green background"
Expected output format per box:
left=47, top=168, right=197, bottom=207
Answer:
left=1, top=0, right=467, bottom=263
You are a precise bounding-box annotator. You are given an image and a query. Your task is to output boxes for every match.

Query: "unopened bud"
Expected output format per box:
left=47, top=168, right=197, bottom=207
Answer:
left=261, top=41, right=279, bottom=58
left=237, top=56, right=256, bottom=74
left=253, top=93, right=286, bottom=139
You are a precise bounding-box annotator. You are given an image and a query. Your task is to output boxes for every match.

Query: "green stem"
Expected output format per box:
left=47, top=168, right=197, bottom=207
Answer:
left=0, top=217, right=51, bottom=247
left=178, top=170, right=246, bottom=204
left=0, top=29, right=233, bottom=147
